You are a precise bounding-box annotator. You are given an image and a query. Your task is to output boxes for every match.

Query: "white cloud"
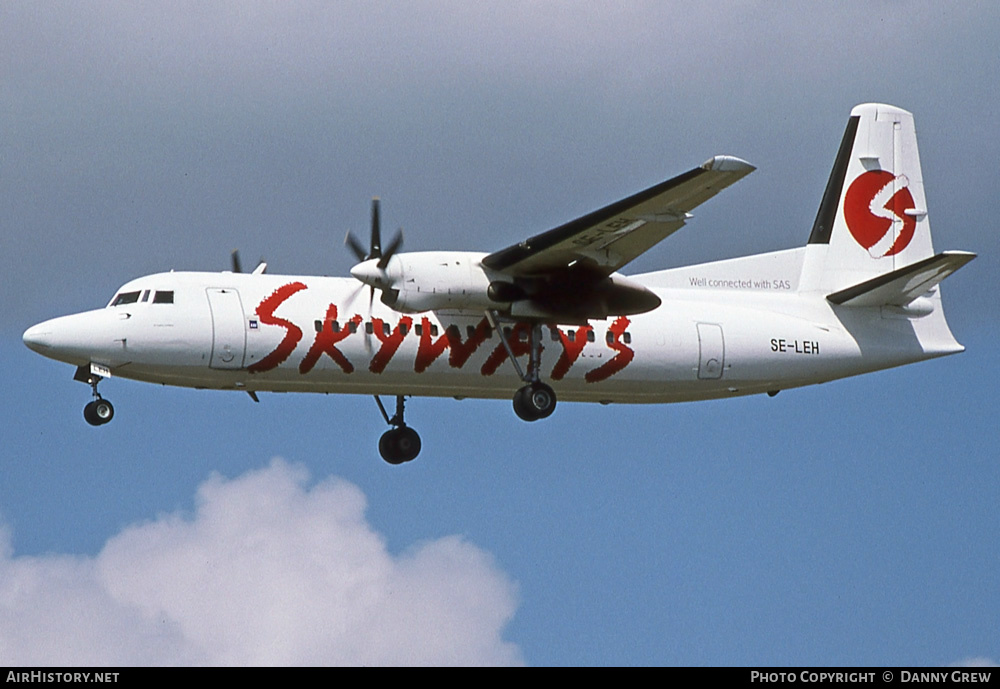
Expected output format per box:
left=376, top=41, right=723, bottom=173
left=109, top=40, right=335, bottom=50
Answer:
left=0, top=460, right=522, bottom=666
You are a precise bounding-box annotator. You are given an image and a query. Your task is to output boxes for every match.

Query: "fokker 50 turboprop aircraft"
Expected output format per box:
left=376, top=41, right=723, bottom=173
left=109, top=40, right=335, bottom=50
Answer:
left=24, top=104, right=974, bottom=464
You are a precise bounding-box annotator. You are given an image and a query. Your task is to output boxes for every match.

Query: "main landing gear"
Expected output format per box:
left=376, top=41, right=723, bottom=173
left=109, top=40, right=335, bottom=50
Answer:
left=374, top=395, right=421, bottom=465
left=512, top=381, right=556, bottom=422
left=76, top=366, right=114, bottom=427
left=486, top=313, right=557, bottom=423
left=368, top=315, right=556, bottom=465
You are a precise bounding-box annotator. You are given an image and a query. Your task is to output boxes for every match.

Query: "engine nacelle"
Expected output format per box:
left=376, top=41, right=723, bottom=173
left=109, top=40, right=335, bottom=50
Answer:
left=381, top=251, right=503, bottom=313
left=357, top=250, right=661, bottom=320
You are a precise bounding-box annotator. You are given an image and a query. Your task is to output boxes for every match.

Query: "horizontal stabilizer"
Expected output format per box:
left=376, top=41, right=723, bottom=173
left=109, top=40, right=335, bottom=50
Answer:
left=827, top=251, right=976, bottom=307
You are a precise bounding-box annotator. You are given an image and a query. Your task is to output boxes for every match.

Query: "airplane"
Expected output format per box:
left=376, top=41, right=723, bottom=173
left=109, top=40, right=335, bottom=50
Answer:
left=23, top=103, right=975, bottom=464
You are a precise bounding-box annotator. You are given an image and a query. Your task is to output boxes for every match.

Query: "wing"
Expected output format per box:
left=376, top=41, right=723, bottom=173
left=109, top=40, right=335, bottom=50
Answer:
left=482, top=156, right=755, bottom=278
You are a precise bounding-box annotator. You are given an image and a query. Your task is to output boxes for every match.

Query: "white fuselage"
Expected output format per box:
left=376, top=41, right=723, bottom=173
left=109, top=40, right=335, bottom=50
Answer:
left=22, top=248, right=960, bottom=405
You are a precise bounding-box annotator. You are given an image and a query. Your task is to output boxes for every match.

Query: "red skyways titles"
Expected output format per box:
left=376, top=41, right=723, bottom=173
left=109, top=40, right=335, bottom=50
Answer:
left=247, top=282, right=307, bottom=373
left=550, top=324, right=592, bottom=381
left=414, top=317, right=492, bottom=373
left=299, top=305, right=363, bottom=374
left=370, top=316, right=413, bottom=374
left=585, top=316, right=633, bottom=383
left=251, top=282, right=635, bottom=381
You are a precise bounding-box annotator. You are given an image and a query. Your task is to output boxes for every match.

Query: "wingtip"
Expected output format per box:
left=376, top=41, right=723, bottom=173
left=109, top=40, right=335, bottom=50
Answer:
left=701, top=155, right=755, bottom=173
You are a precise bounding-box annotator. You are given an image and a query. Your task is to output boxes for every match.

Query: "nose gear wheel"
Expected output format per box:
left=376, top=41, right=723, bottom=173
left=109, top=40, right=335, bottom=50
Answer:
left=77, top=366, right=115, bottom=427
left=83, top=398, right=114, bottom=426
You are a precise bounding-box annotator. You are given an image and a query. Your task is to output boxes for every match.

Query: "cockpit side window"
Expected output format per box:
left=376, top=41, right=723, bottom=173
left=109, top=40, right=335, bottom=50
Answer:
left=152, top=290, right=174, bottom=304
left=111, top=291, right=141, bottom=306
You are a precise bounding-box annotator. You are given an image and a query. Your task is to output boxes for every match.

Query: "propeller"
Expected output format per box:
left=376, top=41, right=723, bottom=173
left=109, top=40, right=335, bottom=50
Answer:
left=345, top=198, right=403, bottom=266
left=345, top=198, right=403, bottom=306
left=230, top=249, right=267, bottom=274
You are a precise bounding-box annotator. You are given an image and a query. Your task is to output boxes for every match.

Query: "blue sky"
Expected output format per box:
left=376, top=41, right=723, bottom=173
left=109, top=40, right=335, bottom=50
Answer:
left=2, top=2, right=997, bottom=666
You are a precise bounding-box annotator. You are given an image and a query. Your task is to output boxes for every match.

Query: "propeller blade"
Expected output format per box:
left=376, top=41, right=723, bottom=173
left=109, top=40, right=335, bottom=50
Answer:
left=365, top=285, right=375, bottom=356
left=377, top=229, right=403, bottom=270
left=344, top=278, right=366, bottom=308
left=370, top=198, right=382, bottom=260
left=345, top=231, right=367, bottom=263
left=231, top=249, right=242, bottom=274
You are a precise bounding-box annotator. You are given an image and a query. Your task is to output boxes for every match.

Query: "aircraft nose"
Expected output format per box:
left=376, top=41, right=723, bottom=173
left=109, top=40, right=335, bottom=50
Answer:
left=22, top=310, right=121, bottom=366
left=23, top=322, right=54, bottom=354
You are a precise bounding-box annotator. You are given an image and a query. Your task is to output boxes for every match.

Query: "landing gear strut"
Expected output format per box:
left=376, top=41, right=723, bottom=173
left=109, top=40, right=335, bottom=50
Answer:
left=374, top=395, right=421, bottom=465
left=76, top=366, right=114, bottom=427
left=487, top=313, right=558, bottom=422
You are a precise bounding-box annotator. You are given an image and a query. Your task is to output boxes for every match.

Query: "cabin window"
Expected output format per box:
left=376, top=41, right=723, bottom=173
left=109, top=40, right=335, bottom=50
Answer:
left=314, top=320, right=323, bottom=333
left=399, top=323, right=408, bottom=335
left=348, top=321, right=358, bottom=334
left=415, top=323, right=422, bottom=336
left=467, top=325, right=476, bottom=339
left=623, top=332, right=632, bottom=344
left=550, top=328, right=560, bottom=342
left=365, top=322, right=374, bottom=335
left=431, top=324, right=439, bottom=337
left=447, top=325, right=460, bottom=338
left=606, top=331, right=614, bottom=344
left=567, top=330, right=576, bottom=342
left=152, top=291, right=174, bottom=304
left=587, top=330, right=595, bottom=343
left=112, top=291, right=141, bottom=306
left=332, top=321, right=340, bottom=333
left=382, top=322, right=390, bottom=336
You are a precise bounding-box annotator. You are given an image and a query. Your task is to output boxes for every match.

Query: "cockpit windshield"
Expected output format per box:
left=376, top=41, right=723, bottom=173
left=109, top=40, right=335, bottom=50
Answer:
left=109, top=289, right=175, bottom=307
left=111, top=291, right=141, bottom=306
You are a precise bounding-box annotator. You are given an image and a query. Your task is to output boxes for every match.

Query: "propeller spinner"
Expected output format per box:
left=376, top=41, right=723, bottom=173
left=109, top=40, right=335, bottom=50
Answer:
left=346, top=198, right=403, bottom=303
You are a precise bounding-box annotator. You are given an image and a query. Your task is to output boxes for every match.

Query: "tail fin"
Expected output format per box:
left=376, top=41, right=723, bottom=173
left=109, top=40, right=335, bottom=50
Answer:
left=802, top=103, right=974, bottom=358
left=802, top=103, right=938, bottom=292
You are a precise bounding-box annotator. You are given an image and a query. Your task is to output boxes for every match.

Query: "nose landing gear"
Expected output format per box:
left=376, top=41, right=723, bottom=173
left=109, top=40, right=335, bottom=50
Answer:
left=83, top=398, right=115, bottom=426
left=75, top=364, right=115, bottom=427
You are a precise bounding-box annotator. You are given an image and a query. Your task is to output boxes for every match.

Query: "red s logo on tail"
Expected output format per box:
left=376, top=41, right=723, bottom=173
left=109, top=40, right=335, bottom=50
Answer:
left=843, top=170, right=916, bottom=258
